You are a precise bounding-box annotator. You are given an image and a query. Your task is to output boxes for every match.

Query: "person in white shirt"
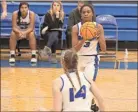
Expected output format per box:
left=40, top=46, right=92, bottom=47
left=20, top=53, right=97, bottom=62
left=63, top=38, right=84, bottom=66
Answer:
left=40, top=49, right=105, bottom=111
left=71, top=4, right=106, bottom=111
left=72, top=4, right=106, bottom=81
left=9, top=2, right=37, bottom=64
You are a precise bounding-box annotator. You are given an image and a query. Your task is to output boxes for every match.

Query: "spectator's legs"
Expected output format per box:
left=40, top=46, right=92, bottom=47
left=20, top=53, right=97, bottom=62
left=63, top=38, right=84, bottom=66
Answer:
left=27, top=31, right=36, bottom=50
left=47, top=31, right=59, bottom=53
left=47, top=31, right=59, bottom=63
left=27, top=31, right=37, bottom=63
left=51, top=38, right=58, bottom=53
left=9, top=31, right=18, bottom=51
left=9, top=31, right=18, bottom=63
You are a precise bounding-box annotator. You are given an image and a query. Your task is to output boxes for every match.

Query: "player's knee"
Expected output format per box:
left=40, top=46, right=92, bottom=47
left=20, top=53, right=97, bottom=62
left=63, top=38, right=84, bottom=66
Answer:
left=10, top=31, right=18, bottom=39
left=28, top=31, right=35, bottom=39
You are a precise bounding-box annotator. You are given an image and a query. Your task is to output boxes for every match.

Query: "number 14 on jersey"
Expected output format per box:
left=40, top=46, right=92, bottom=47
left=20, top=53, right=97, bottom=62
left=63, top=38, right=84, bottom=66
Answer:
left=69, top=85, right=86, bottom=102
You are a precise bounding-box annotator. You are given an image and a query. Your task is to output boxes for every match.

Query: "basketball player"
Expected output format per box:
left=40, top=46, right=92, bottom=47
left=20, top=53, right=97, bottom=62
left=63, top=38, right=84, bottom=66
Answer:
left=9, top=2, right=37, bottom=64
left=1, top=0, right=7, bottom=19
left=71, top=4, right=106, bottom=111
left=72, top=4, right=106, bottom=81
left=39, top=49, right=105, bottom=111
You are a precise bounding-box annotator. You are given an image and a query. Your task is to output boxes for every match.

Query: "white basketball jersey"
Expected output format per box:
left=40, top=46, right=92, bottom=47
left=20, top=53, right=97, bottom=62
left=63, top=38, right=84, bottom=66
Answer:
left=18, top=10, right=30, bottom=29
left=77, top=22, right=99, bottom=56
left=60, top=72, right=93, bottom=111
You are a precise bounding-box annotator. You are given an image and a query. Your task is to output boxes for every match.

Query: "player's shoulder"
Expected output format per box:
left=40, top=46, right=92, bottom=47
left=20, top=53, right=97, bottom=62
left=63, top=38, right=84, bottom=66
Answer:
left=52, top=76, right=63, bottom=90
left=29, top=10, right=35, bottom=14
left=53, top=77, right=61, bottom=84
left=72, top=23, right=78, bottom=28
left=13, top=10, right=18, bottom=15
left=73, top=22, right=81, bottom=31
left=72, top=24, right=78, bottom=32
left=29, top=10, right=35, bottom=17
left=53, top=74, right=66, bottom=85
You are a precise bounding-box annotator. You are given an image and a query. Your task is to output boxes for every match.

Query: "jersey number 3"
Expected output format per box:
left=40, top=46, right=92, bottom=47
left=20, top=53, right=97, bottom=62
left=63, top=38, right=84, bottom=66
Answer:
left=84, top=41, right=90, bottom=47
left=69, top=85, right=86, bottom=102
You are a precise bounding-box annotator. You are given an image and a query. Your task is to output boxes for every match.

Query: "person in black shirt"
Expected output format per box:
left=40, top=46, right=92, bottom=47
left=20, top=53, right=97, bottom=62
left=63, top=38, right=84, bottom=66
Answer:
left=41, top=1, right=64, bottom=63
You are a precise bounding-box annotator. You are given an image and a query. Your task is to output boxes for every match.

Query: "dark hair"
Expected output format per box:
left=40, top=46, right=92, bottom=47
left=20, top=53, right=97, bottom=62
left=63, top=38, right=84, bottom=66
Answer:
left=61, top=50, right=81, bottom=91
left=80, top=4, right=95, bottom=21
left=78, top=0, right=92, bottom=5
left=17, top=2, right=29, bottom=24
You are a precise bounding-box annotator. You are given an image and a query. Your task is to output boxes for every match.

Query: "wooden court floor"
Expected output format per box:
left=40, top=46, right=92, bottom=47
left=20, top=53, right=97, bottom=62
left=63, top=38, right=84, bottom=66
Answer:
left=1, top=68, right=137, bottom=111
left=1, top=49, right=137, bottom=62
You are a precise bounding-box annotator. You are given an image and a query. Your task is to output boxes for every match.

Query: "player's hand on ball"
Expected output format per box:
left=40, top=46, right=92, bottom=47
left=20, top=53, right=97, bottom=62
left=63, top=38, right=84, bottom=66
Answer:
left=95, top=26, right=101, bottom=38
left=78, top=38, right=86, bottom=44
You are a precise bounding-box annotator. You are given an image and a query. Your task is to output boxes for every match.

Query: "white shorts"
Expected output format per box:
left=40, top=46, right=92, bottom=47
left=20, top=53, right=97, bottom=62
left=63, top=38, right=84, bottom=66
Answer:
left=78, top=55, right=100, bottom=81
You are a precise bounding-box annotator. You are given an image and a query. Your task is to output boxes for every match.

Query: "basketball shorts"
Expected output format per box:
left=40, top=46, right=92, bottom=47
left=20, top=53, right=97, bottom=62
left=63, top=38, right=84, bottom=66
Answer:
left=78, top=55, right=100, bottom=81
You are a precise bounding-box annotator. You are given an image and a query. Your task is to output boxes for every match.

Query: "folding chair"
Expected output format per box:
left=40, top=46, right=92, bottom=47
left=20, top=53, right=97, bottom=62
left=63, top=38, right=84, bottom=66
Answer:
left=1, top=13, right=12, bottom=55
left=60, top=24, right=67, bottom=50
left=96, top=15, right=120, bottom=69
left=36, top=15, right=45, bottom=59
left=61, top=16, right=68, bottom=50
left=34, top=13, right=41, bottom=53
left=1, top=13, right=12, bottom=38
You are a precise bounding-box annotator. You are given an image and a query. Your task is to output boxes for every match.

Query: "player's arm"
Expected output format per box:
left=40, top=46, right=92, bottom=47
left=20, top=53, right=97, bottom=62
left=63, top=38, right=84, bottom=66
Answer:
left=1, top=0, right=7, bottom=19
left=12, top=11, right=22, bottom=34
left=2, top=0, right=7, bottom=12
left=23, top=11, right=35, bottom=34
left=72, top=25, right=85, bottom=52
left=52, top=78, right=63, bottom=111
left=90, top=80, right=105, bottom=111
left=98, top=24, right=106, bottom=52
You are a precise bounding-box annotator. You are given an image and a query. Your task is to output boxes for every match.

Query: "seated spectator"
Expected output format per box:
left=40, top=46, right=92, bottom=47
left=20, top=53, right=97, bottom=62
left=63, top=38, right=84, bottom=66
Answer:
left=41, top=0, right=64, bottom=63
left=66, top=1, right=96, bottom=48
left=9, top=2, right=37, bottom=64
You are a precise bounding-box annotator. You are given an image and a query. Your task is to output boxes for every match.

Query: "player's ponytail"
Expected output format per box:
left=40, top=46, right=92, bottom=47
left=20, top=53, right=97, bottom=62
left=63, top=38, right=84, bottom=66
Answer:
left=65, top=69, right=76, bottom=91
left=61, top=50, right=81, bottom=91
left=17, top=9, right=21, bottom=24
left=75, top=70, right=81, bottom=89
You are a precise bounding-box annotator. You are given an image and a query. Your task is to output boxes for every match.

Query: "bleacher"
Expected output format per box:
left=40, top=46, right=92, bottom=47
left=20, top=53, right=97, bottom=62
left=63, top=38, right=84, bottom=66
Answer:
left=1, top=2, right=137, bottom=50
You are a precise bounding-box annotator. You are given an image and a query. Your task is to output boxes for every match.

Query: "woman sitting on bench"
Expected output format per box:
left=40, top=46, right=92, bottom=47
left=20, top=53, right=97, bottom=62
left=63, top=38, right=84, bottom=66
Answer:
left=9, top=2, right=37, bottom=64
left=41, top=0, right=64, bottom=63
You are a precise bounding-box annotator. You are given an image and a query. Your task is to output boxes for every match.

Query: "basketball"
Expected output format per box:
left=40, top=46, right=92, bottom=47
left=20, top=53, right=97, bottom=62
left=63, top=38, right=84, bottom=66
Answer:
left=80, top=22, right=98, bottom=40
